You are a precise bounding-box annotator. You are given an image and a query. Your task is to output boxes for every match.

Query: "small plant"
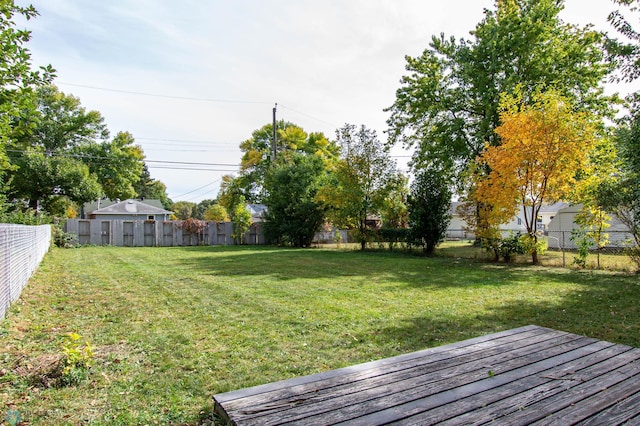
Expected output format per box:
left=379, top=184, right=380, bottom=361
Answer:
left=53, top=224, right=75, bottom=248
left=59, top=333, right=93, bottom=386
left=519, top=233, right=547, bottom=257
left=498, top=233, right=525, bottom=262
left=334, top=228, right=343, bottom=247
left=571, top=229, right=592, bottom=268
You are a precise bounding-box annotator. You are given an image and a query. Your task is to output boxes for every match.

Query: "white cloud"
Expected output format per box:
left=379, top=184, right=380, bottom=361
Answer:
left=19, top=0, right=629, bottom=202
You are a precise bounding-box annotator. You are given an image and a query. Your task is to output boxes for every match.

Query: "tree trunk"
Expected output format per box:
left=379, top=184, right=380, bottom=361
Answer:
left=531, top=234, right=539, bottom=265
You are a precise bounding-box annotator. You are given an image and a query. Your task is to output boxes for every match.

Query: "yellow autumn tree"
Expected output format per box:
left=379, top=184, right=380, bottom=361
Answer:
left=474, top=91, right=598, bottom=264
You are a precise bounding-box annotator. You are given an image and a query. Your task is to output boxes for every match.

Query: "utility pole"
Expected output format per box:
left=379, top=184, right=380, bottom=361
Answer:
left=272, top=103, right=277, bottom=161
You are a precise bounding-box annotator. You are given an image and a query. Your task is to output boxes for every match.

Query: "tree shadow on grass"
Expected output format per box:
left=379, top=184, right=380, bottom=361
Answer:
left=365, top=274, right=640, bottom=354
left=171, top=245, right=586, bottom=288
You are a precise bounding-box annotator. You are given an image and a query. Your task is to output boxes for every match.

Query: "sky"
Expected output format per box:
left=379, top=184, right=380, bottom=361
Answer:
left=18, top=0, right=634, bottom=203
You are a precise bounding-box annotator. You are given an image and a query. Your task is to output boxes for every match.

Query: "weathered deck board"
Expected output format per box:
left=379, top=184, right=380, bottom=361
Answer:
left=213, top=325, right=640, bottom=425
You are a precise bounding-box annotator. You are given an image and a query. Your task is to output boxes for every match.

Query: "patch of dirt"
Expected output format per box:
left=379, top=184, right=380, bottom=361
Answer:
left=14, top=353, right=64, bottom=388
left=9, top=342, right=132, bottom=389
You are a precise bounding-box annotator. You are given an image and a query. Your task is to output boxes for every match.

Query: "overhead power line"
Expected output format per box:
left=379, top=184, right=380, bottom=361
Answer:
left=149, top=165, right=237, bottom=172
left=57, top=82, right=273, bottom=105
left=57, top=82, right=340, bottom=130
left=137, top=137, right=239, bottom=145
left=6, top=149, right=241, bottom=168
left=145, top=159, right=239, bottom=167
left=173, top=178, right=222, bottom=199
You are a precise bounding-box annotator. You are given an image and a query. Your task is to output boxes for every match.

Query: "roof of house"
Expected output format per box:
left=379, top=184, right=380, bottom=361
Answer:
left=538, top=201, right=570, bottom=214
left=247, top=203, right=268, bottom=219
left=90, top=199, right=173, bottom=215
left=84, top=198, right=165, bottom=213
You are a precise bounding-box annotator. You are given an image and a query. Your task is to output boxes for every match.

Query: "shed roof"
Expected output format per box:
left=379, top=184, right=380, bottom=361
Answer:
left=91, top=199, right=173, bottom=215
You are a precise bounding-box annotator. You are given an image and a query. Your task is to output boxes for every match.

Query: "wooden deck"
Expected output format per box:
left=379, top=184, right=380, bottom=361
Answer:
left=213, top=325, right=640, bottom=425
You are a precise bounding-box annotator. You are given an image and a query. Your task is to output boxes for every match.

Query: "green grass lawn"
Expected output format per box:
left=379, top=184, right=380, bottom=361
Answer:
left=1, top=245, right=639, bottom=425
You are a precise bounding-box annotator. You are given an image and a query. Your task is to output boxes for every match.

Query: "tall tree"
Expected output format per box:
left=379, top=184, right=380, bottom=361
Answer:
left=386, top=0, right=611, bottom=189
left=319, top=124, right=401, bottom=250
left=203, top=203, right=229, bottom=222
left=600, top=0, right=640, bottom=270
left=7, top=85, right=108, bottom=210
left=473, top=91, right=598, bottom=264
left=263, top=153, right=326, bottom=247
left=237, top=121, right=337, bottom=202
left=408, top=169, right=452, bottom=255
left=0, top=2, right=55, bottom=213
left=217, top=174, right=245, bottom=215
left=172, top=201, right=196, bottom=220
left=133, top=164, right=173, bottom=209
left=79, top=131, right=145, bottom=201
left=6, top=85, right=147, bottom=212
left=608, top=0, right=640, bottom=81
left=598, top=98, right=640, bottom=271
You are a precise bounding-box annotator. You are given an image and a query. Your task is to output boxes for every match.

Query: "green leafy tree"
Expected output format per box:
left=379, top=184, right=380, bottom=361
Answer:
left=204, top=203, right=229, bottom=222
left=407, top=169, right=452, bottom=255
left=379, top=174, right=409, bottom=229
left=319, top=124, right=401, bottom=250
left=134, top=164, right=173, bottom=210
left=194, top=199, right=217, bottom=220
left=0, top=2, right=55, bottom=214
left=608, top=0, right=640, bottom=82
left=79, top=131, right=145, bottom=200
left=386, top=0, right=611, bottom=190
left=172, top=201, right=196, bottom=220
left=573, top=206, right=611, bottom=269
left=9, top=149, right=102, bottom=215
left=7, top=85, right=108, bottom=211
left=263, top=153, right=326, bottom=247
left=237, top=121, right=338, bottom=202
left=231, top=203, right=252, bottom=244
left=217, top=174, right=245, bottom=215
left=598, top=98, right=640, bottom=270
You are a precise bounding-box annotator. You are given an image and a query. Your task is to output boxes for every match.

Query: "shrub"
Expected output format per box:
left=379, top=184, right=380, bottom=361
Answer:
left=59, top=333, right=93, bottom=386
left=53, top=224, right=75, bottom=248
left=498, top=233, right=526, bottom=263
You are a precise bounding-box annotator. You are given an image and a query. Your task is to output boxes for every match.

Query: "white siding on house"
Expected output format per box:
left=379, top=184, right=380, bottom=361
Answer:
left=547, top=204, right=633, bottom=249
left=446, top=202, right=568, bottom=240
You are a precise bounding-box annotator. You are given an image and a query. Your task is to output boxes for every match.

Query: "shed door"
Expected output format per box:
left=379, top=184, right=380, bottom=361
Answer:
left=78, top=220, right=90, bottom=245
left=101, top=221, right=111, bottom=245
left=123, top=222, right=134, bottom=247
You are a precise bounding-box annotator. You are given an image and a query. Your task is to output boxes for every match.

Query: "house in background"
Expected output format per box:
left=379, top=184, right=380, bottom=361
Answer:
left=538, top=202, right=569, bottom=232
left=87, top=199, right=173, bottom=221
left=547, top=204, right=633, bottom=249
left=247, top=204, right=268, bottom=223
left=81, top=198, right=167, bottom=219
left=446, top=201, right=568, bottom=240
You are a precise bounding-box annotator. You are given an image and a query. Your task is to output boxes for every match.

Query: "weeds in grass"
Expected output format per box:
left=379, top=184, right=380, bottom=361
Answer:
left=59, top=332, right=93, bottom=386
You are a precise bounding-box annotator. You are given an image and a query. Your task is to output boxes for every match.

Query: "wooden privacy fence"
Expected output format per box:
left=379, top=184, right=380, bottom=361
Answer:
left=64, top=219, right=264, bottom=247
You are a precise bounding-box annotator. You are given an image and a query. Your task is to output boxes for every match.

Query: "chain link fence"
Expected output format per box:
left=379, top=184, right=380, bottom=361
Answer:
left=547, top=230, right=635, bottom=254
left=0, top=224, right=51, bottom=319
